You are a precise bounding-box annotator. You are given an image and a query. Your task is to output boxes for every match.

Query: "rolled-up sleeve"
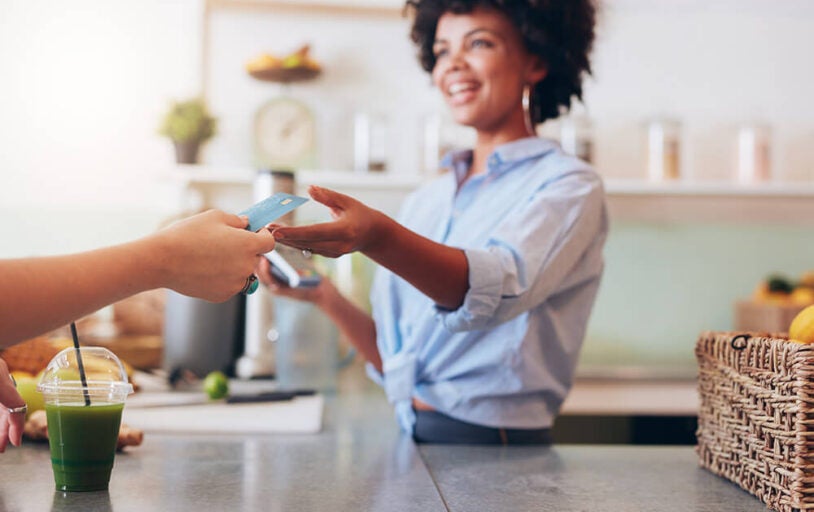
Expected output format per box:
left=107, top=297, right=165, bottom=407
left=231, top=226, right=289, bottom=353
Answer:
left=436, top=170, right=606, bottom=332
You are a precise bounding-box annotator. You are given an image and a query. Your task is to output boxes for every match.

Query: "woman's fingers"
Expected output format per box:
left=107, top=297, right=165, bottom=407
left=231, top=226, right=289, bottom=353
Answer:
left=308, top=185, right=350, bottom=211
left=272, top=222, right=339, bottom=244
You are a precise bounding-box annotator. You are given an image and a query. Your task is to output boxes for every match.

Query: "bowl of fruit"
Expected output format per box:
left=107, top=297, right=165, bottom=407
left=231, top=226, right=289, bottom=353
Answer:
left=246, top=44, right=321, bottom=83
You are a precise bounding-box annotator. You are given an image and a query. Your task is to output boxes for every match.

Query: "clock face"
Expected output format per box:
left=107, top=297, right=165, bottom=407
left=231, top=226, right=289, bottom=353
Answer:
left=255, top=97, right=317, bottom=169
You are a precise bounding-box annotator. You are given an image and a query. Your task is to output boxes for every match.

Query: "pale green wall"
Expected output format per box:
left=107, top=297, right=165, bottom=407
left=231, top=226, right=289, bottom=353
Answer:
left=582, top=222, right=814, bottom=374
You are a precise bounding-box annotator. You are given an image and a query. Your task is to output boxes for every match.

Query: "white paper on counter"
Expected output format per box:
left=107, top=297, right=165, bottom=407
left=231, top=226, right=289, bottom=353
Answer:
left=122, top=394, right=323, bottom=434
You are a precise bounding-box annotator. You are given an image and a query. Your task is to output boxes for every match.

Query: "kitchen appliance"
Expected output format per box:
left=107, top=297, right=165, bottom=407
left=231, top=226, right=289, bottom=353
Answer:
left=235, top=170, right=282, bottom=379
left=162, top=291, right=245, bottom=378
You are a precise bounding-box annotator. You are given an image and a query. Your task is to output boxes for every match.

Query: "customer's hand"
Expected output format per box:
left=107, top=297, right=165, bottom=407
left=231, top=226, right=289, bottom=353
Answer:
left=270, top=186, right=386, bottom=258
left=0, top=358, right=26, bottom=452
left=150, top=210, right=276, bottom=302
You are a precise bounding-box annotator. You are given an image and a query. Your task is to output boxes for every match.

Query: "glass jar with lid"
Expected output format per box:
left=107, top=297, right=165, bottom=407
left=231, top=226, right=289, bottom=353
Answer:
left=645, top=117, right=682, bottom=182
left=559, top=116, right=594, bottom=163
left=735, top=123, right=771, bottom=184
left=354, top=111, right=389, bottom=173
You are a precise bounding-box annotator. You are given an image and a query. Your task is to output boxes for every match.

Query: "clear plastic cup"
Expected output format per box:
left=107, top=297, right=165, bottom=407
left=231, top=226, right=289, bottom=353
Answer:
left=37, top=347, right=134, bottom=492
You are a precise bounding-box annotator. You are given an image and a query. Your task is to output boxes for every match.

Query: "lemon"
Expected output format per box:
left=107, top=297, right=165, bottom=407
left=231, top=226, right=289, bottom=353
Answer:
left=789, top=304, right=814, bottom=344
left=203, top=371, right=229, bottom=400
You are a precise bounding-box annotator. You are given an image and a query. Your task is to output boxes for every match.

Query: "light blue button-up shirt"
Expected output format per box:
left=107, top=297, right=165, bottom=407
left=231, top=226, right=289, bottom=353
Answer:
left=367, top=136, right=608, bottom=433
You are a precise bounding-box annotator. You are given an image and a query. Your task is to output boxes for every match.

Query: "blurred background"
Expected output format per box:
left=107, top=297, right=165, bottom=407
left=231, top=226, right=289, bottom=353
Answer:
left=2, top=0, right=814, bottom=380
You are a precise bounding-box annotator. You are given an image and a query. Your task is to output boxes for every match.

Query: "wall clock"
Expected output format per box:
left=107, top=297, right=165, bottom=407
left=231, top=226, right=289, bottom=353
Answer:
left=254, top=96, right=317, bottom=170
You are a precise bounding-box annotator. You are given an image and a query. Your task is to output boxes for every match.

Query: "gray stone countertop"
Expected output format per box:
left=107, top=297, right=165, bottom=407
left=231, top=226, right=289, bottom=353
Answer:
left=0, top=369, right=767, bottom=511
left=418, top=444, right=767, bottom=512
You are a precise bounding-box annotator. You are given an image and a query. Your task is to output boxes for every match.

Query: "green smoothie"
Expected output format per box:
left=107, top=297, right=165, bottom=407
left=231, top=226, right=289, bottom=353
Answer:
left=45, top=402, right=124, bottom=492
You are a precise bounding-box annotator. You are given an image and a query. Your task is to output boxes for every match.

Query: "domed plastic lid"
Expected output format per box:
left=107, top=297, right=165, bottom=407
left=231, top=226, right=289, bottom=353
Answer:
left=37, top=347, right=133, bottom=403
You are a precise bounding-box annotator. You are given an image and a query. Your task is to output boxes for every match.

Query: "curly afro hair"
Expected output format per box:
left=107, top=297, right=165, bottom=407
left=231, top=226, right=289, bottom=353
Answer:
left=406, top=0, right=596, bottom=124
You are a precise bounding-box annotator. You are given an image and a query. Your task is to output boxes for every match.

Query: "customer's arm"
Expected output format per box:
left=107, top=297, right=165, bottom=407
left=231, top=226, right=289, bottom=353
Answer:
left=0, top=210, right=276, bottom=347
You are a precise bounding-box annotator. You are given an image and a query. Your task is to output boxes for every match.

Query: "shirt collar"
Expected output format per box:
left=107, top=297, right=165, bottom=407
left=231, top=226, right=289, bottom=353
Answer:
left=440, top=137, right=559, bottom=182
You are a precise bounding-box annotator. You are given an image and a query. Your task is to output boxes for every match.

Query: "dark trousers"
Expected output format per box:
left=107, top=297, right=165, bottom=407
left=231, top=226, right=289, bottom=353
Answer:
left=413, top=409, right=552, bottom=445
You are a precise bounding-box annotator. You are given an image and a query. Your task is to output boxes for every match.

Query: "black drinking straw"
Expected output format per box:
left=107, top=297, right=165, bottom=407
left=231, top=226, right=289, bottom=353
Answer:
left=70, top=322, right=92, bottom=406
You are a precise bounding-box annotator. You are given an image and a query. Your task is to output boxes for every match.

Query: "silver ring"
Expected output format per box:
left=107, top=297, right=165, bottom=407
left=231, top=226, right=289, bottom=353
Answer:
left=7, top=405, right=27, bottom=415
left=302, top=249, right=313, bottom=259
left=240, top=275, right=259, bottom=295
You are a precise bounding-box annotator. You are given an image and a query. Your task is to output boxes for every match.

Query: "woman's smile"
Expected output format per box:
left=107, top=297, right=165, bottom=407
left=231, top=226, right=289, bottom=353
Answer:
left=446, top=80, right=480, bottom=106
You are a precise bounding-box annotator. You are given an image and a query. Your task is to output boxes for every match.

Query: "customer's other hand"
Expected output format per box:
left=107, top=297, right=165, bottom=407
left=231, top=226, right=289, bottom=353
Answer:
left=0, top=358, right=26, bottom=452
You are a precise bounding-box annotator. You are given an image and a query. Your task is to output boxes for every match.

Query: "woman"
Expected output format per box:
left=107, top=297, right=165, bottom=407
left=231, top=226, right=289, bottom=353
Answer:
left=261, top=0, right=606, bottom=444
left=0, top=209, right=276, bottom=452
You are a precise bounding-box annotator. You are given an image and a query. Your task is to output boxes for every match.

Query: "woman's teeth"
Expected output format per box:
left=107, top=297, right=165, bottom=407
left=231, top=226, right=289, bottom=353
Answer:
left=448, top=82, right=477, bottom=95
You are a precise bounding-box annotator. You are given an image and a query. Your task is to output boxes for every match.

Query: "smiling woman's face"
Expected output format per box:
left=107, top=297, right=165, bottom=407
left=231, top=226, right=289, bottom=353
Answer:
left=431, top=7, right=545, bottom=135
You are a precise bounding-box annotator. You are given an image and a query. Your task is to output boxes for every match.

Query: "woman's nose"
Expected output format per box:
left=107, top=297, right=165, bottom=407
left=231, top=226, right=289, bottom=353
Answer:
left=447, top=47, right=466, bottom=70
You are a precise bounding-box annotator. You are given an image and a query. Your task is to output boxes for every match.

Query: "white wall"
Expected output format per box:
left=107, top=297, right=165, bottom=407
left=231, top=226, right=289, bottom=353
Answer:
left=1, top=0, right=813, bottom=257
left=589, top=0, right=814, bottom=182
left=0, top=0, right=203, bottom=256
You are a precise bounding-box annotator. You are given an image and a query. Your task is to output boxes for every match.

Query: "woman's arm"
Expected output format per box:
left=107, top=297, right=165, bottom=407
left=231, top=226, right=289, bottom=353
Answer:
left=256, top=258, right=381, bottom=372
left=271, top=186, right=470, bottom=310
left=0, top=210, right=277, bottom=347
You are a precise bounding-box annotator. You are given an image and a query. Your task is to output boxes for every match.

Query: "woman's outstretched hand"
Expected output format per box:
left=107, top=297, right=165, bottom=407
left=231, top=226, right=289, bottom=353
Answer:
left=270, top=186, right=385, bottom=258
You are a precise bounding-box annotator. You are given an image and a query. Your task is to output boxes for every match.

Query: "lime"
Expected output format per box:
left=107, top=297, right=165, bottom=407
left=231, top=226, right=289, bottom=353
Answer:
left=203, top=371, right=229, bottom=400
left=14, top=375, right=45, bottom=418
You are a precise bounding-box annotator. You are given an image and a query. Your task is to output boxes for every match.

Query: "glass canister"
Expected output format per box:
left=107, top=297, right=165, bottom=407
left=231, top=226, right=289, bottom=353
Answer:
left=735, top=123, right=771, bottom=184
left=645, top=117, right=682, bottom=181
left=559, top=116, right=594, bottom=163
left=422, top=113, right=476, bottom=175
left=354, top=111, right=389, bottom=173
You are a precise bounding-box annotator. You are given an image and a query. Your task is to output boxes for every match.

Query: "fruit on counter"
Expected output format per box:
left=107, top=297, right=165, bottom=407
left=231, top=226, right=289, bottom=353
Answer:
left=13, top=372, right=45, bottom=419
left=791, top=287, right=814, bottom=305
left=753, top=282, right=792, bottom=303
left=23, top=410, right=144, bottom=451
left=789, top=304, right=814, bottom=344
left=753, top=272, right=814, bottom=305
left=203, top=371, right=229, bottom=400
left=767, top=274, right=795, bottom=294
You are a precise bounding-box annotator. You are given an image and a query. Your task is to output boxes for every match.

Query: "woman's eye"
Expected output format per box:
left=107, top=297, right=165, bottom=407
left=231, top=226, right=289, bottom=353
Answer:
left=433, top=48, right=448, bottom=59
left=471, top=39, right=494, bottom=49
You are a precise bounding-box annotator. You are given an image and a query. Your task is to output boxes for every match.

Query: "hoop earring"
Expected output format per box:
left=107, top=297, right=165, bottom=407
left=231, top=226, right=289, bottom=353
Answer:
left=522, top=84, right=535, bottom=135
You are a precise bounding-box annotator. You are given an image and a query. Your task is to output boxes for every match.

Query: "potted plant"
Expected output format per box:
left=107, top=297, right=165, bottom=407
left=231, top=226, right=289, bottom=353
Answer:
left=158, top=98, right=217, bottom=164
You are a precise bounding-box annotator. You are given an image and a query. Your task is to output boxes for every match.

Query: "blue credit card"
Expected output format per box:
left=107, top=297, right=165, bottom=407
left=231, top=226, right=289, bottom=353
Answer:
left=239, top=192, right=308, bottom=231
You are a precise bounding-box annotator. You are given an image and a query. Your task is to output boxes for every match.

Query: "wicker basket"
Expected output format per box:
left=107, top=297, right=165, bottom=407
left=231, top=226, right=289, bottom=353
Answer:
left=696, top=331, right=814, bottom=512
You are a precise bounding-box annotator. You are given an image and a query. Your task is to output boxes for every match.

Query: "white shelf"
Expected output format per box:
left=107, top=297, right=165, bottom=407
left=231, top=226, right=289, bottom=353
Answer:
left=604, top=178, right=814, bottom=225
left=169, top=166, right=814, bottom=225
left=170, top=164, right=426, bottom=191
left=208, top=0, right=402, bottom=16
left=605, top=178, right=814, bottom=198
